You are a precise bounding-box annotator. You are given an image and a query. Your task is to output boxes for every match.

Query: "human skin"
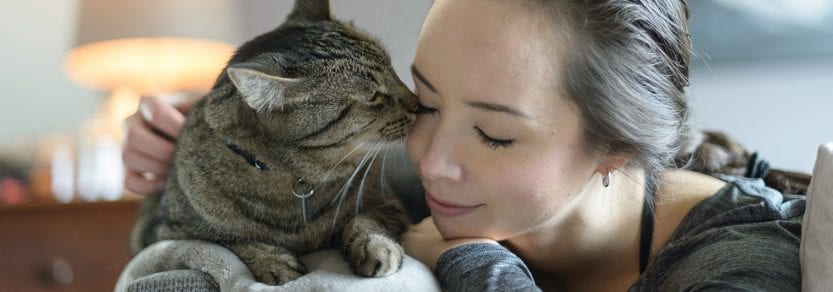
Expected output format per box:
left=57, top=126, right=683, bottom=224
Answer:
left=122, top=96, right=195, bottom=194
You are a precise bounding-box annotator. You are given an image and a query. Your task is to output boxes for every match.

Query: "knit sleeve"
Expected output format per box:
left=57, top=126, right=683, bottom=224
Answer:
left=435, top=243, right=542, bottom=292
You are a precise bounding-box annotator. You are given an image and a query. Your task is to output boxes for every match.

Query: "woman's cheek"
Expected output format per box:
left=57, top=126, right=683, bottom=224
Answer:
left=406, top=116, right=430, bottom=162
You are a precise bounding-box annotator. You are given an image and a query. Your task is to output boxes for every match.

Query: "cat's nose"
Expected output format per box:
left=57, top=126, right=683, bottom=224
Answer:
left=398, top=90, right=419, bottom=112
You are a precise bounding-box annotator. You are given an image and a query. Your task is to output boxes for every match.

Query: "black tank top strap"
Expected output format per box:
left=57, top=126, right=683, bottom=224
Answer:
left=639, top=171, right=657, bottom=274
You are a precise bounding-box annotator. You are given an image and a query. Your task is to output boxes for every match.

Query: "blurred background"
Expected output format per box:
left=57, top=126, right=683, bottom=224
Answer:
left=687, top=0, right=833, bottom=176
left=0, top=0, right=831, bottom=204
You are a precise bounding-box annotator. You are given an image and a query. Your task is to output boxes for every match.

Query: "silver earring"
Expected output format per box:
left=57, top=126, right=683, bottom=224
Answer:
left=602, top=170, right=612, bottom=188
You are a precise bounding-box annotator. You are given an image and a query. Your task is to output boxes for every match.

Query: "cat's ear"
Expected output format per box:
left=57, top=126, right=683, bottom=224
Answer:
left=289, top=0, right=331, bottom=21
left=227, top=63, right=299, bottom=112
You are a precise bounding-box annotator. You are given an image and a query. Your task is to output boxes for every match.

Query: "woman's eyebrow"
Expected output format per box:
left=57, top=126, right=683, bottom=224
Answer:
left=411, top=64, right=531, bottom=119
left=411, top=65, right=439, bottom=94
left=465, top=101, right=532, bottom=119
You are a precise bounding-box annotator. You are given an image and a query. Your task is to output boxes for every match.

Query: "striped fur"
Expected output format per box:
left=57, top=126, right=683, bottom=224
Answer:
left=130, top=0, right=416, bottom=285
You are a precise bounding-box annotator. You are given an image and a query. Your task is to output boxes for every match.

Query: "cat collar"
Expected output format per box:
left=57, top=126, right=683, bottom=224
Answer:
left=224, top=139, right=270, bottom=171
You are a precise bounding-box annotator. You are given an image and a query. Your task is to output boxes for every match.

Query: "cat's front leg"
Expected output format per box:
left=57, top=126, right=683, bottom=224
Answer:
left=224, top=242, right=307, bottom=285
left=341, top=215, right=406, bottom=277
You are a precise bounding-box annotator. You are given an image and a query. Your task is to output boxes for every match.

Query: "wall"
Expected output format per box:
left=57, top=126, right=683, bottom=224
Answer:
left=689, top=57, right=833, bottom=173
left=687, top=1, right=833, bottom=172
left=0, top=0, right=98, bottom=141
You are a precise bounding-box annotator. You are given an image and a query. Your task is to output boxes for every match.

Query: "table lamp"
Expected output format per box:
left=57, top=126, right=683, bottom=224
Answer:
left=62, top=0, right=241, bottom=201
left=65, top=0, right=240, bottom=137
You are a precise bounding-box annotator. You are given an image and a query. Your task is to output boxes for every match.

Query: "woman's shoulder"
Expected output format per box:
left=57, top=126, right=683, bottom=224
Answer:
left=655, top=170, right=805, bottom=243
left=632, top=171, right=805, bottom=291
left=671, top=172, right=806, bottom=235
left=656, top=170, right=805, bottom=232
left=649, top=170, right=728, bottom=259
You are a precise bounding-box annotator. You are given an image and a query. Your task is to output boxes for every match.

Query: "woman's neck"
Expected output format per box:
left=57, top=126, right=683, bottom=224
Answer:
left=504, top=168, right=647, bottom=290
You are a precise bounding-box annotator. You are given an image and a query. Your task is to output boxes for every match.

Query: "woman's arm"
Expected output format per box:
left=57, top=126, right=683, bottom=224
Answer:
left=436, top=243, right=542, bottom=292
left=402, top=218, right=542, bottom=291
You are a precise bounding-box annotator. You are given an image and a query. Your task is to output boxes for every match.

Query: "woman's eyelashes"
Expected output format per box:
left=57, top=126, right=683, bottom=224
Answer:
left=475, top=127, right=514, bottom=149
left=415, top=101, right=514, bottom=149
left=415, top=103, right=438, bottom=115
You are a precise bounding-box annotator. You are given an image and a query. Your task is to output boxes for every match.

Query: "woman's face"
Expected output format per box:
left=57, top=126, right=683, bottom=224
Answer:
left=406, top=0, right=600, bottom=240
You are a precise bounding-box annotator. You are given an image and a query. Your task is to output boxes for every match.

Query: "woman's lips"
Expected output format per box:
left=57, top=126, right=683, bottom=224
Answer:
left=425, top=191, right=480, bottom=217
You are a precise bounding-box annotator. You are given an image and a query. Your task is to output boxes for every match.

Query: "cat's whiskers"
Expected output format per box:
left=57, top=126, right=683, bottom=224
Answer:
left=313, top=140, right=370, bottom=192
left=330, top=145, right=377, bottom=229
left=355, top=145, right=383, bottom=219
left=380, top=149, right=389, bottom=200
left=397, top=140, right=409, bottom=169
left=330, top=144, right=373, bottom=203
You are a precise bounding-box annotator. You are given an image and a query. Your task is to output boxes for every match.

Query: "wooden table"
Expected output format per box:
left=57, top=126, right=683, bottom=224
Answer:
left=0, top=200, right=140, bottom=291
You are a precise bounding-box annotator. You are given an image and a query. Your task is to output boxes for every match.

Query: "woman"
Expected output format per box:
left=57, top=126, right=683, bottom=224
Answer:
left=124, top=0, right=804, bottom=290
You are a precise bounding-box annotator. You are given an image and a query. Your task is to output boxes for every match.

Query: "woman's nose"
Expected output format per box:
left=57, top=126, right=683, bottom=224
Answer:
left=418, top=136, right=463, bottom=183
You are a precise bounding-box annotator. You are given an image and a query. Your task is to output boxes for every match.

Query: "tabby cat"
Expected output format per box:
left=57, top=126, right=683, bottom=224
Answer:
left=130, top=0, right=416, bottom=285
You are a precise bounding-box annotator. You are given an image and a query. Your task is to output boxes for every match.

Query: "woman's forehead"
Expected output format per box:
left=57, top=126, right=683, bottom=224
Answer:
left=417, top=0, right=567, bottom=118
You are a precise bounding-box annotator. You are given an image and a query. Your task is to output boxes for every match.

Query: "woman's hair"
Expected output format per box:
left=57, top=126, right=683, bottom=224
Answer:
left=512, top=1, right=813, bottom=196
left=524, top=0, right=693, bottom=179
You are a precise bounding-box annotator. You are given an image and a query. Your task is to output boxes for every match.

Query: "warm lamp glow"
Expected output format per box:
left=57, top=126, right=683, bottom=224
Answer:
left=64, top=37, right=234, bottom=140
left=59, top=0, right=242, bottom=202
left=65, top=37, right=234, bottom=94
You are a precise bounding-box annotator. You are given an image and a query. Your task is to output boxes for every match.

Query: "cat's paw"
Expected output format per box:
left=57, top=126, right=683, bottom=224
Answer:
left=247, top=254, right=308, bottom=285
left=346, top=234, right=404, bottom=277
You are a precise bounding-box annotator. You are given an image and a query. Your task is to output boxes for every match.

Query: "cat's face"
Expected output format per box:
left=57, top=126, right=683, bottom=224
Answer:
left=222, top=15, right=417, bottom=176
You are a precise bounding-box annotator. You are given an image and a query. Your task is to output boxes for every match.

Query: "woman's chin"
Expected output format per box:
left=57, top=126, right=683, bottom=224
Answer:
left=433, top=217, right=495, bottom=240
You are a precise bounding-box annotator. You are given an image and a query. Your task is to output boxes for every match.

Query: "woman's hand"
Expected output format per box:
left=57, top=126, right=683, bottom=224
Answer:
left=122, top=96, right=196, bottom=195
left=401, top=217, right=498, bottom=271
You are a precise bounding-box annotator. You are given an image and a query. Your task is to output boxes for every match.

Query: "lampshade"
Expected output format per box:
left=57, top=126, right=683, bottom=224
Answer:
left=64, top=0, right=243, bottom=93
left=66, top=38, right=234, bottom=93
left=61, top=0, right=245, bottom=202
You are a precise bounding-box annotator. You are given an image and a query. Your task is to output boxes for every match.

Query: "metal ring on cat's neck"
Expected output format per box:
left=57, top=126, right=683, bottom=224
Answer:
left=292, top=178, right=315, bottom=199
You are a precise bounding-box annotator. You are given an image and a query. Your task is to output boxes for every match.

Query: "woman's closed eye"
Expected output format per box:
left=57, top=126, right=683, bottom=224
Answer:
left=414, top=101, right=513, bottom=149
left=415, top=103, right=438, bottom=115
left=475, top=127, right=514, bottom=149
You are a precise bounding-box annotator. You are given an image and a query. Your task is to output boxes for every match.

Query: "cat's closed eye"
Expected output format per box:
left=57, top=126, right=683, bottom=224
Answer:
left=366, top=92, right=386, bottom=105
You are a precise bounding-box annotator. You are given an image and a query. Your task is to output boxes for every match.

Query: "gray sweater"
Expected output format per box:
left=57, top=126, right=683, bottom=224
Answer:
left=435, top=176, right=805, bottom=291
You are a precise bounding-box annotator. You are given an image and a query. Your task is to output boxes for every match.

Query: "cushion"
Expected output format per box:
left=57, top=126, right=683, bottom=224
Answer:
left=115, top=240, right=441, bottom=292
left=800, top=142, right=833, bottom=291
